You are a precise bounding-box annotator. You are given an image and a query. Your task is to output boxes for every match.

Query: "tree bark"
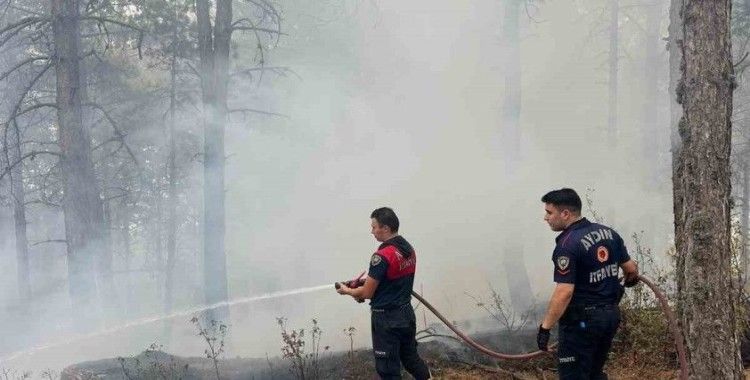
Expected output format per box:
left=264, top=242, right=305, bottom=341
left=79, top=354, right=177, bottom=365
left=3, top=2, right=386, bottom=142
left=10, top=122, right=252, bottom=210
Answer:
left=52, top=0, right=106, bottom=326
left=608, top=0, right=619, bottom=145
left=196, top=0, right=230, bottom=322
left=675, top=0, right=743, bottom=377
left=742, top=162, right=749, bottom=281
left=501, top=0, right=521, bottom=171
left=669, top=0, right=683, bottom=241
left=120, top=199, right=135, bottom=317
left=643, top=0, right=660, bottom=183
left=500, top=0, right=534, bottom=312
left=164, top=21, right=178, bottom=335
left=9, top=122, right=31, bottom=300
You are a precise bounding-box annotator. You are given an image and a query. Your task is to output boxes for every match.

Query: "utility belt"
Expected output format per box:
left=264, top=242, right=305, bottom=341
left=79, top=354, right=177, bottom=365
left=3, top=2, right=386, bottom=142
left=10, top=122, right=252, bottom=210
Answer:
left=561, top=303, right=618, bottom=323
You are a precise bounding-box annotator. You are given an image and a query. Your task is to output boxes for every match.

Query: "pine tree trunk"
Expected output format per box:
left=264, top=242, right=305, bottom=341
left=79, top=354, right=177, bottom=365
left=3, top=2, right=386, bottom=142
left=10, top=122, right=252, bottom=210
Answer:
left=675, top=1, right=743, bottom=377
left=669, top=0, right=683, bottom=242
left=741, top=162, right=749, bottom=282
left=52, top=0, right=105, bottom=327
left=608, top=0, right=619, bottom=145
left=164, top=30, right=178, bottom=336
left=196, top=0, right=230, bottom=322
left=643, top=1, right=660, bottom=184
left=120, top=200, right=135, bottom=317
left=501, top=0, right=521, bottom=170
left=500, top=0, right=534, bottom=311
left=9, top=123, right=31, bottom=300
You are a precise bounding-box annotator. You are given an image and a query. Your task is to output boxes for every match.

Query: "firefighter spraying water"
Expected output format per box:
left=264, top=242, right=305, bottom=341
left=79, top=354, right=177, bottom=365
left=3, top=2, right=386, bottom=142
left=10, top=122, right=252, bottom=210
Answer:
left=335, top=197, right=687, bottom=380
left=0, top=200, right=686, bottom=380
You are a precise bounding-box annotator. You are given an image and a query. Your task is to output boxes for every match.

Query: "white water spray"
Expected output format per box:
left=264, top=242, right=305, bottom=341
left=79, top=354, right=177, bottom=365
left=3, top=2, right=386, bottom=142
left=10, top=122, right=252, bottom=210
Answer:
left=0, top=283, right=332, bottom=364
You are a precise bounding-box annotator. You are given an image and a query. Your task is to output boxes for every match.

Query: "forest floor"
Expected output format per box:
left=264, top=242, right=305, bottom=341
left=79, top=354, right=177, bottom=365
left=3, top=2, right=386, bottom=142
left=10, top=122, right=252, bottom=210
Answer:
left=59, top=328, right=693, bottom=380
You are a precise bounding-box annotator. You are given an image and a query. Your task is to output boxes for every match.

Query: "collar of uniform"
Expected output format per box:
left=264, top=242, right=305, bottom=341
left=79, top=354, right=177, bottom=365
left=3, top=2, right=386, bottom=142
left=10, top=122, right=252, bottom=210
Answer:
left=378, top=235, right=401, bottom=250
left=555, top=217, right=591, bottom=243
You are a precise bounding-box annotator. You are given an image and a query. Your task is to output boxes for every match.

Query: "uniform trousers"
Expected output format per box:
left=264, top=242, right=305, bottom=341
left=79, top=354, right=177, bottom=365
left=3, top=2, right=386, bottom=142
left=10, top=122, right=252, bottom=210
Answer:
left=371, top=304, right=430, bottom=380
left=557, top=304, right=621, bottom=380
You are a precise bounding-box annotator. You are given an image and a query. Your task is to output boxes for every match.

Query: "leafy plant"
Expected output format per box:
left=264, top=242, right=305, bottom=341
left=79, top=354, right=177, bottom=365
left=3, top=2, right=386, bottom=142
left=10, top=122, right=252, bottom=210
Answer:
left=276, top=317, right=329, bottom=380
left=191, top=316, right=227, bottom=380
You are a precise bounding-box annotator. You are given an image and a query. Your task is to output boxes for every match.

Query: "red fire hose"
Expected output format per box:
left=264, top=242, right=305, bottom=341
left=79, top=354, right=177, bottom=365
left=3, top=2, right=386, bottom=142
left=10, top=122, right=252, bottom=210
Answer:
left=637, top=275, right=688, bottom=380
left=337, top=272, right=687, bottom=379
left=410, top=290, right=553, bottom=360
left=410, top=275, right=688, bottom=379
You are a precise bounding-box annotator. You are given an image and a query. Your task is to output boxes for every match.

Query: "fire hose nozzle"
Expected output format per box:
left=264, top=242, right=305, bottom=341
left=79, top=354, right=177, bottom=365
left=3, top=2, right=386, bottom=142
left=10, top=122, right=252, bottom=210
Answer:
left=335, top=271, right=366, bottom=290
left=334, top=278, right=365, bottom=290
left=336, top=271, right=367, bottom=303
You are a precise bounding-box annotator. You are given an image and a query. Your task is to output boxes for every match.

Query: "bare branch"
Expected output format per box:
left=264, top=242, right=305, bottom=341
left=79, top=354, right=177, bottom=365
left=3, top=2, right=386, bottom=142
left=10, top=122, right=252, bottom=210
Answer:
left=0, top=16, right=49, bottom=49
left=0, top=16, right=47, bottom=36
left=112, top=268, right=165, bottom=275
left=7, top=3, right=45, bottom=17
left=83, top=102, right=142, bottom=169
left=229, top=107, right=288, bottom=118
left=735, top=52, right=749, bottom=68
left=90, top=135, right=122, bottom=152
left=0, top=56, right=50, bottom=82
left=24, top=199, right=61, bottom=208
left=243, top=0, right=282, bottom=23
left=15, top=102, right=58, bottom=119
left=230, top=66, right=301, bottom=80
left=80, top=16, right=145, bottom=33
left=232, top=18, right=280, bottom=75
left=0, top=151, right=62, bottom=183
left=230, top=23, right=286, bottom=36
left=30, top=239, right=66, bottom=247
left=184, top=61, right=200, bottom=78
left=3, top=62, right=53, bottom=178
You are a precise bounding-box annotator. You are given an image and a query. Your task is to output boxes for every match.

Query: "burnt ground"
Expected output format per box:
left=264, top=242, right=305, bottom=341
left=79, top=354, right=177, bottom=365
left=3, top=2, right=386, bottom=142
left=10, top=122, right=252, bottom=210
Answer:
left=58, top=328, right=552, bottom=380
left=57, top=327, right=689, bottom=380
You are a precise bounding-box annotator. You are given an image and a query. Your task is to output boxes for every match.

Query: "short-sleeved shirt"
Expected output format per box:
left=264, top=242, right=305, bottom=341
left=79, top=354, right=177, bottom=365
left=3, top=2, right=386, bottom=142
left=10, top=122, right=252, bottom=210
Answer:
left=367, top=235, right=417, bottom=309
left=551, top=218, right=631, bottom=305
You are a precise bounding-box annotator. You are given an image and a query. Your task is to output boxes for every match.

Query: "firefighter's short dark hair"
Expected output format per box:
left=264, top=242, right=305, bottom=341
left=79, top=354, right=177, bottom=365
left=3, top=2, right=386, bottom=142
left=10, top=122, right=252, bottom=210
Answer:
left=541, top=188, right=582, bottom=214
left=371, top=207, right=399, bottom=232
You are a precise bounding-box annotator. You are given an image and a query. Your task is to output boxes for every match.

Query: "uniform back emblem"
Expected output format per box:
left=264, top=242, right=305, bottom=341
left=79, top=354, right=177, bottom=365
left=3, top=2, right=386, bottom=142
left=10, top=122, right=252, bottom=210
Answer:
left=597, top=246, right=609, bottom=263
left=557, top=256, right=570, bottom=271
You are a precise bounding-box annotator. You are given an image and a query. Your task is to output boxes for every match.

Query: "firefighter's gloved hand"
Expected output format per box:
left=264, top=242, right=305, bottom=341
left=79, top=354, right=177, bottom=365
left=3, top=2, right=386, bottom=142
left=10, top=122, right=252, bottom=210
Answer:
left=537, top=325, right=551, bottom=351
left=624, top=276, right=640, bottom=288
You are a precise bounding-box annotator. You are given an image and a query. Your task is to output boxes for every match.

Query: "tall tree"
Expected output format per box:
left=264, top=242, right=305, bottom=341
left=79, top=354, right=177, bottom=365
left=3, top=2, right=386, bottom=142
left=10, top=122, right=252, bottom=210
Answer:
left=52, top=0, right=107, bottom=324
left=500, top=0, right=534, bottom=311
left=742, top=161, right=750, bottom=277
left=0, top=1, right=52, bottom=306
left=194, top=0, right=281, bottom=321
left=195, top=0, right=231, bottom=321
left=9, top=118, right=31, bottom=300
left=608, top=0, right=619, bottom=145
left=642, top=0, right=662, bottom=177
left=501, top=0, right=522, bottom=169
left=164, top=5, right=180, bottom=336
left=674, top=0, right=743, bottom=377
left=668, top=0, right=683, bottom=267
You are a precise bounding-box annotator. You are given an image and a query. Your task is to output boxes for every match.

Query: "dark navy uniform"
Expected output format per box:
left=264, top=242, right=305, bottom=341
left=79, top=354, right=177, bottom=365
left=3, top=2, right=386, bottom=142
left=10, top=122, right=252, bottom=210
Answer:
left=552, top=218, right=630, bottom=380
left=368, top=235, right=430, bottom=380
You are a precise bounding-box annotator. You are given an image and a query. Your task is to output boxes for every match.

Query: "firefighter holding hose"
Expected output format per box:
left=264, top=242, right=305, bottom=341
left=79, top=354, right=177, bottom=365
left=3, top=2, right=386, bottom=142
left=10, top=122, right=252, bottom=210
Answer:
left=536, top=188, right=639, bottom=379
left=336, top=207, right=431, bottom=380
